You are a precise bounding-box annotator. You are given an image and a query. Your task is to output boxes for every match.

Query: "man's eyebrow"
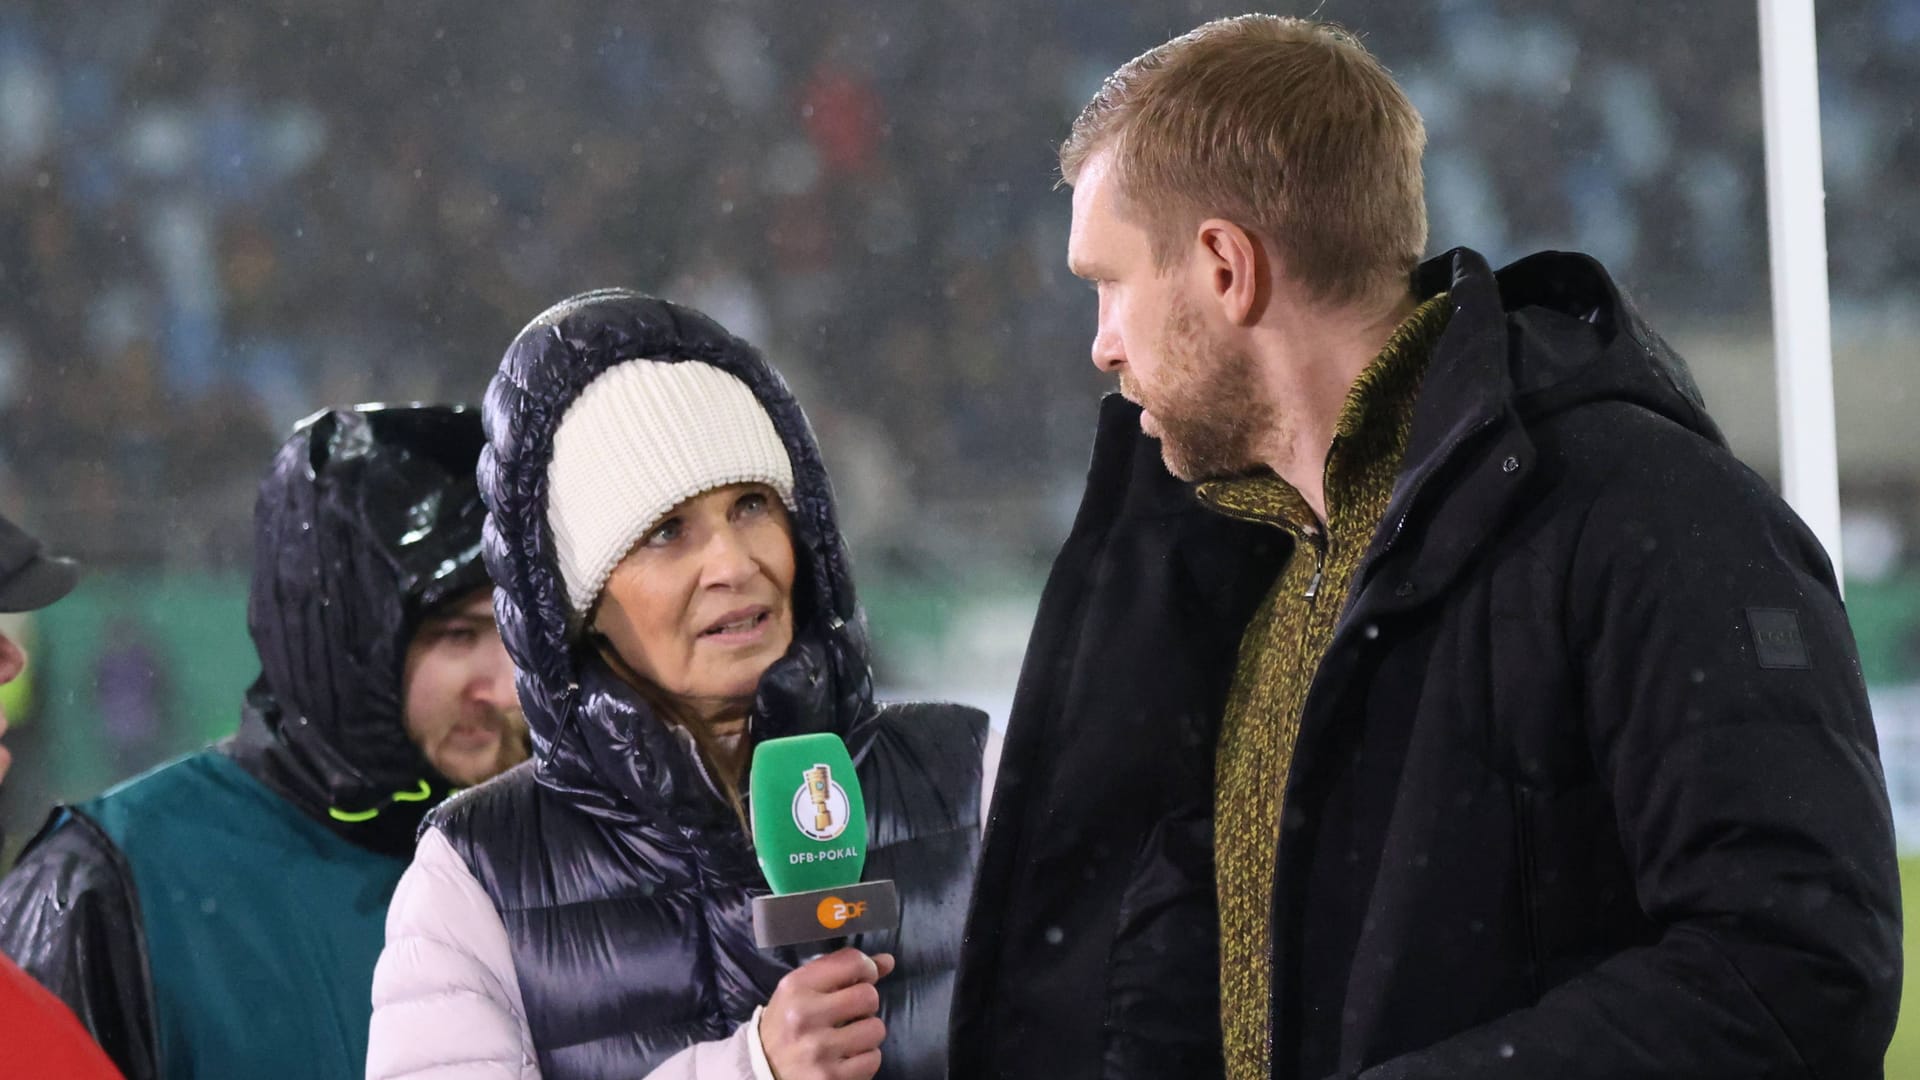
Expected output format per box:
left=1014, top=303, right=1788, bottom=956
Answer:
left=424, top=611, right=494, bottom=629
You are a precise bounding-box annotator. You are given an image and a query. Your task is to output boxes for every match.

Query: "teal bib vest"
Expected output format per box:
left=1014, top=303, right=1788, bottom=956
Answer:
left=79, top=751, right=405, bottom=1079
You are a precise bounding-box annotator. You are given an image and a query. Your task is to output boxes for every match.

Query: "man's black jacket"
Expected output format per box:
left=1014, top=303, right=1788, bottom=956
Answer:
left=951, top=248, right=1901, bottom=1079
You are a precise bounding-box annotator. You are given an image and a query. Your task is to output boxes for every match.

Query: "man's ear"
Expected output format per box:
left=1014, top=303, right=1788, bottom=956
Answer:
left=1196, top=219, right=1267, bottom=326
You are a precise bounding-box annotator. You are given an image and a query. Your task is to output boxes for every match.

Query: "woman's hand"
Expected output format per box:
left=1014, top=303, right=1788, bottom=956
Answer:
left=759, top=947, right=896, bottom=1080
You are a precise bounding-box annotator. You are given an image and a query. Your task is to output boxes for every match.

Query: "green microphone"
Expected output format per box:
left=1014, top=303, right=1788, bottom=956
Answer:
left=749, top=732, right=900, bottom=949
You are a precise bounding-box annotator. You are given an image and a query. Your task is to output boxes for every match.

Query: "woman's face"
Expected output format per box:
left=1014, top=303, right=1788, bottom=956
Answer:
left=593, top=483, right=798, bottom=723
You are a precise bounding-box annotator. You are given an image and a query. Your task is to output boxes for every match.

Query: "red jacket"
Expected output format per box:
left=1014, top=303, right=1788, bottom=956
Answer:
left=1, top=952, right=120, bottom=1078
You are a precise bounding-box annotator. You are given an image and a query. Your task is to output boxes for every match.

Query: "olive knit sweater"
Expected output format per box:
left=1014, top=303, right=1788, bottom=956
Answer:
left=1199, top=294, right=1452, bottom=1079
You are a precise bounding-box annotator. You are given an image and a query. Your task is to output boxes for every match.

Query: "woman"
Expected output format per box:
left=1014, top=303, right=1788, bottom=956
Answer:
left=367, top=291, right=992, bottom=1080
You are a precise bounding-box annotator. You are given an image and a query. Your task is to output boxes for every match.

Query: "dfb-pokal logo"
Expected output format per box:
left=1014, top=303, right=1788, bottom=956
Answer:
left=791, top=763, right=851, bottom=842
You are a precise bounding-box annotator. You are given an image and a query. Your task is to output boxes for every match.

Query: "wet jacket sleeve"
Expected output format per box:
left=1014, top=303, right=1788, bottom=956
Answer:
left=368, top=827, right=539, bottom=1080
left=640, top=1012, right=768, bottom=1080
left=1345, top=453, right=1901, bottom=1079
left=979, top=726, right=1003, bottom=835
left=0, top=810, right=157, bottom=1080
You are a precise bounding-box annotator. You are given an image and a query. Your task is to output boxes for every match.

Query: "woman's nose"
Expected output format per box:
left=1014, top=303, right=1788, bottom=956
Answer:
left=700, top=526, right=759, bottom=588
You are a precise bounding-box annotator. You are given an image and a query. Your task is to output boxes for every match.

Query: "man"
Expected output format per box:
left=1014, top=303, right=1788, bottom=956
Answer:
left=0, top=405, right=528, bottom=1079
left=0, top=509, right=121, bottom=1077
left=953, top=15, right=1899, bottom=1080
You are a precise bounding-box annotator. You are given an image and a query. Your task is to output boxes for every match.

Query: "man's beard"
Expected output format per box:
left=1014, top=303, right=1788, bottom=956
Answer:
left=442, top=706, right=533, bottom=787
left=497, top=707, right=533, bottom=772
left=1126, top=296, right=1275, bottom=481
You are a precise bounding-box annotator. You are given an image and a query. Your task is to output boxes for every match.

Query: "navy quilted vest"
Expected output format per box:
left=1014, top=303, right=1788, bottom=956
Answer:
left=434, top=703, right=983, bottom=1078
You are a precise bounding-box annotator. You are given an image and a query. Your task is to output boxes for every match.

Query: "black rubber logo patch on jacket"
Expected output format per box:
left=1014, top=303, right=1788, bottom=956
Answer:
left=1747, top=607, right=1811, bottom=670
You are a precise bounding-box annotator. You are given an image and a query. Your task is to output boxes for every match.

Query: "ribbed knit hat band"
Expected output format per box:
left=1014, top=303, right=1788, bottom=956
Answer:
left=546, top=359, right=796, bottom=620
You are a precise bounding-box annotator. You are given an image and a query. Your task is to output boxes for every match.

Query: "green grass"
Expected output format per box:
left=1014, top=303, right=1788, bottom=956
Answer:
left=1892, top=858, right=1920, bottom=1077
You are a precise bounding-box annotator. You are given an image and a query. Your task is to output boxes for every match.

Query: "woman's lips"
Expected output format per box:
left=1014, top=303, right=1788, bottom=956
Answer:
left=699, top=609, right=772, bottom=645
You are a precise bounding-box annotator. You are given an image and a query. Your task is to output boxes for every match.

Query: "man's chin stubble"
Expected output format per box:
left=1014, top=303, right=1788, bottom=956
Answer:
left=1155, top=421, right=1261, bottom=482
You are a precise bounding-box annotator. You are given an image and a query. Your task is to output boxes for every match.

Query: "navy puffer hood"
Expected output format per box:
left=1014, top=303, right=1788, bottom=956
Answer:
left=480, top=290, right=875, bottom=825
left=223, top=404, right=490, bottom=856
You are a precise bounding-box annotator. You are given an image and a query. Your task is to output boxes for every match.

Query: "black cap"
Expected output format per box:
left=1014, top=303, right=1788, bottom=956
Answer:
left=0, top=511, right=78, bottom=613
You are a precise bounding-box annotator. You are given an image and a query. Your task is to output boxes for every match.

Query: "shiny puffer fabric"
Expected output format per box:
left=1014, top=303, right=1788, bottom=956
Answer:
left=461, top=290, right=983, bottom=1077
left=237, top=404, right=491, bottom=853
left=438, top=701, right=984, bottom=1077
left=479, top=290, right=876, bottom=819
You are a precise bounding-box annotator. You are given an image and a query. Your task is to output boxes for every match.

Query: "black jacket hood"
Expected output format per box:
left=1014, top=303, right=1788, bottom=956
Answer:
left=222, top=404, right=490, bottom=857
left=1321, top=246, right=1729, bottom=610
left=480, top=289, right=874, bottom=829
left=1410, top=246, right=1723, bottom=455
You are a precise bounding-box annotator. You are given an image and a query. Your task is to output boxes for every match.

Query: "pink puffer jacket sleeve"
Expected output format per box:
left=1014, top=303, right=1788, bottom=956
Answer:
left=367, top=827, right=538, bottom=1079
left=368, top=828, right=775, bottom=1080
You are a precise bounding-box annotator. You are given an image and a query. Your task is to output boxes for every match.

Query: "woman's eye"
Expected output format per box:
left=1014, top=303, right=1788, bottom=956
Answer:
left=736, top=492, right=769, bottom=516
left=643, top=519, right=682, bottom=547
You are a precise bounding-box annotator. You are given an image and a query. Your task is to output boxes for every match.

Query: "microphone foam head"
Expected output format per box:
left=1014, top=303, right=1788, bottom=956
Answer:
left=749, top=732, right=869, bottom=895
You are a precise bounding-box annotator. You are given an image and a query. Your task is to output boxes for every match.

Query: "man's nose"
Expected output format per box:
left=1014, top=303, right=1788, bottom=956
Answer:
left=472, top=637, right=517, bottom=710
left=1090, top=323, right=1126, bottom=373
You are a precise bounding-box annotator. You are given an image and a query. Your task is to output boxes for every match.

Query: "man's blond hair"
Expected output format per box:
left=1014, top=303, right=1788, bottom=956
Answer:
left=1061, top=16, right=1428, bottom=307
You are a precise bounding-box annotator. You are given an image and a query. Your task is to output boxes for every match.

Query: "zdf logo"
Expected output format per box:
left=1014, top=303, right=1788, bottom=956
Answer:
left=816, top=896, right=869, bottom=929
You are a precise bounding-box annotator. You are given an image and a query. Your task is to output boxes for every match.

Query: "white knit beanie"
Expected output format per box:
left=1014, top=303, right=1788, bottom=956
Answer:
left=547, top=359, right=796, bottom=620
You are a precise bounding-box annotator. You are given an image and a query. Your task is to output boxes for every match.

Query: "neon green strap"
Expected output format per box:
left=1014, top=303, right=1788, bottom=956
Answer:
left=327, top=780, right=434, bottom=822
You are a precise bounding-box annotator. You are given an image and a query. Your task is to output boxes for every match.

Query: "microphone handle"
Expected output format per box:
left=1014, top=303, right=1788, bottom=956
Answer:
left=751, top=879, right=899, bottom=949
left=793, top=935, right=850, bottom=962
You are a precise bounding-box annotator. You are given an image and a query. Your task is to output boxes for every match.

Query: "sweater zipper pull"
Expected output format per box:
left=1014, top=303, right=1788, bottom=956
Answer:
left=1303, top=533, right=1327, bottom=601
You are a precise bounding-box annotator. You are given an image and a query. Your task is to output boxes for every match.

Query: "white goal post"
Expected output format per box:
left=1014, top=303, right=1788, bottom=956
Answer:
left=1758, top=0, right=1845, bottom=590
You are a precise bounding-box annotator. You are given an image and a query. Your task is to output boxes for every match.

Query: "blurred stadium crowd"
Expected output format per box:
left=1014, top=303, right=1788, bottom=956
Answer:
left=0, top=0, right=1914, bottom=575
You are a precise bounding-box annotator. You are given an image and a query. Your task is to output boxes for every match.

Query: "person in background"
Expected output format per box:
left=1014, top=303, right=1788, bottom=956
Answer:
left=0, top=405, right=529, bottom=1080
left=952, top=15, right=1900, bottom=1080
left=368, top=291, right=994, bottom=1080
left=0, top=508, right=120, bottom=1078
